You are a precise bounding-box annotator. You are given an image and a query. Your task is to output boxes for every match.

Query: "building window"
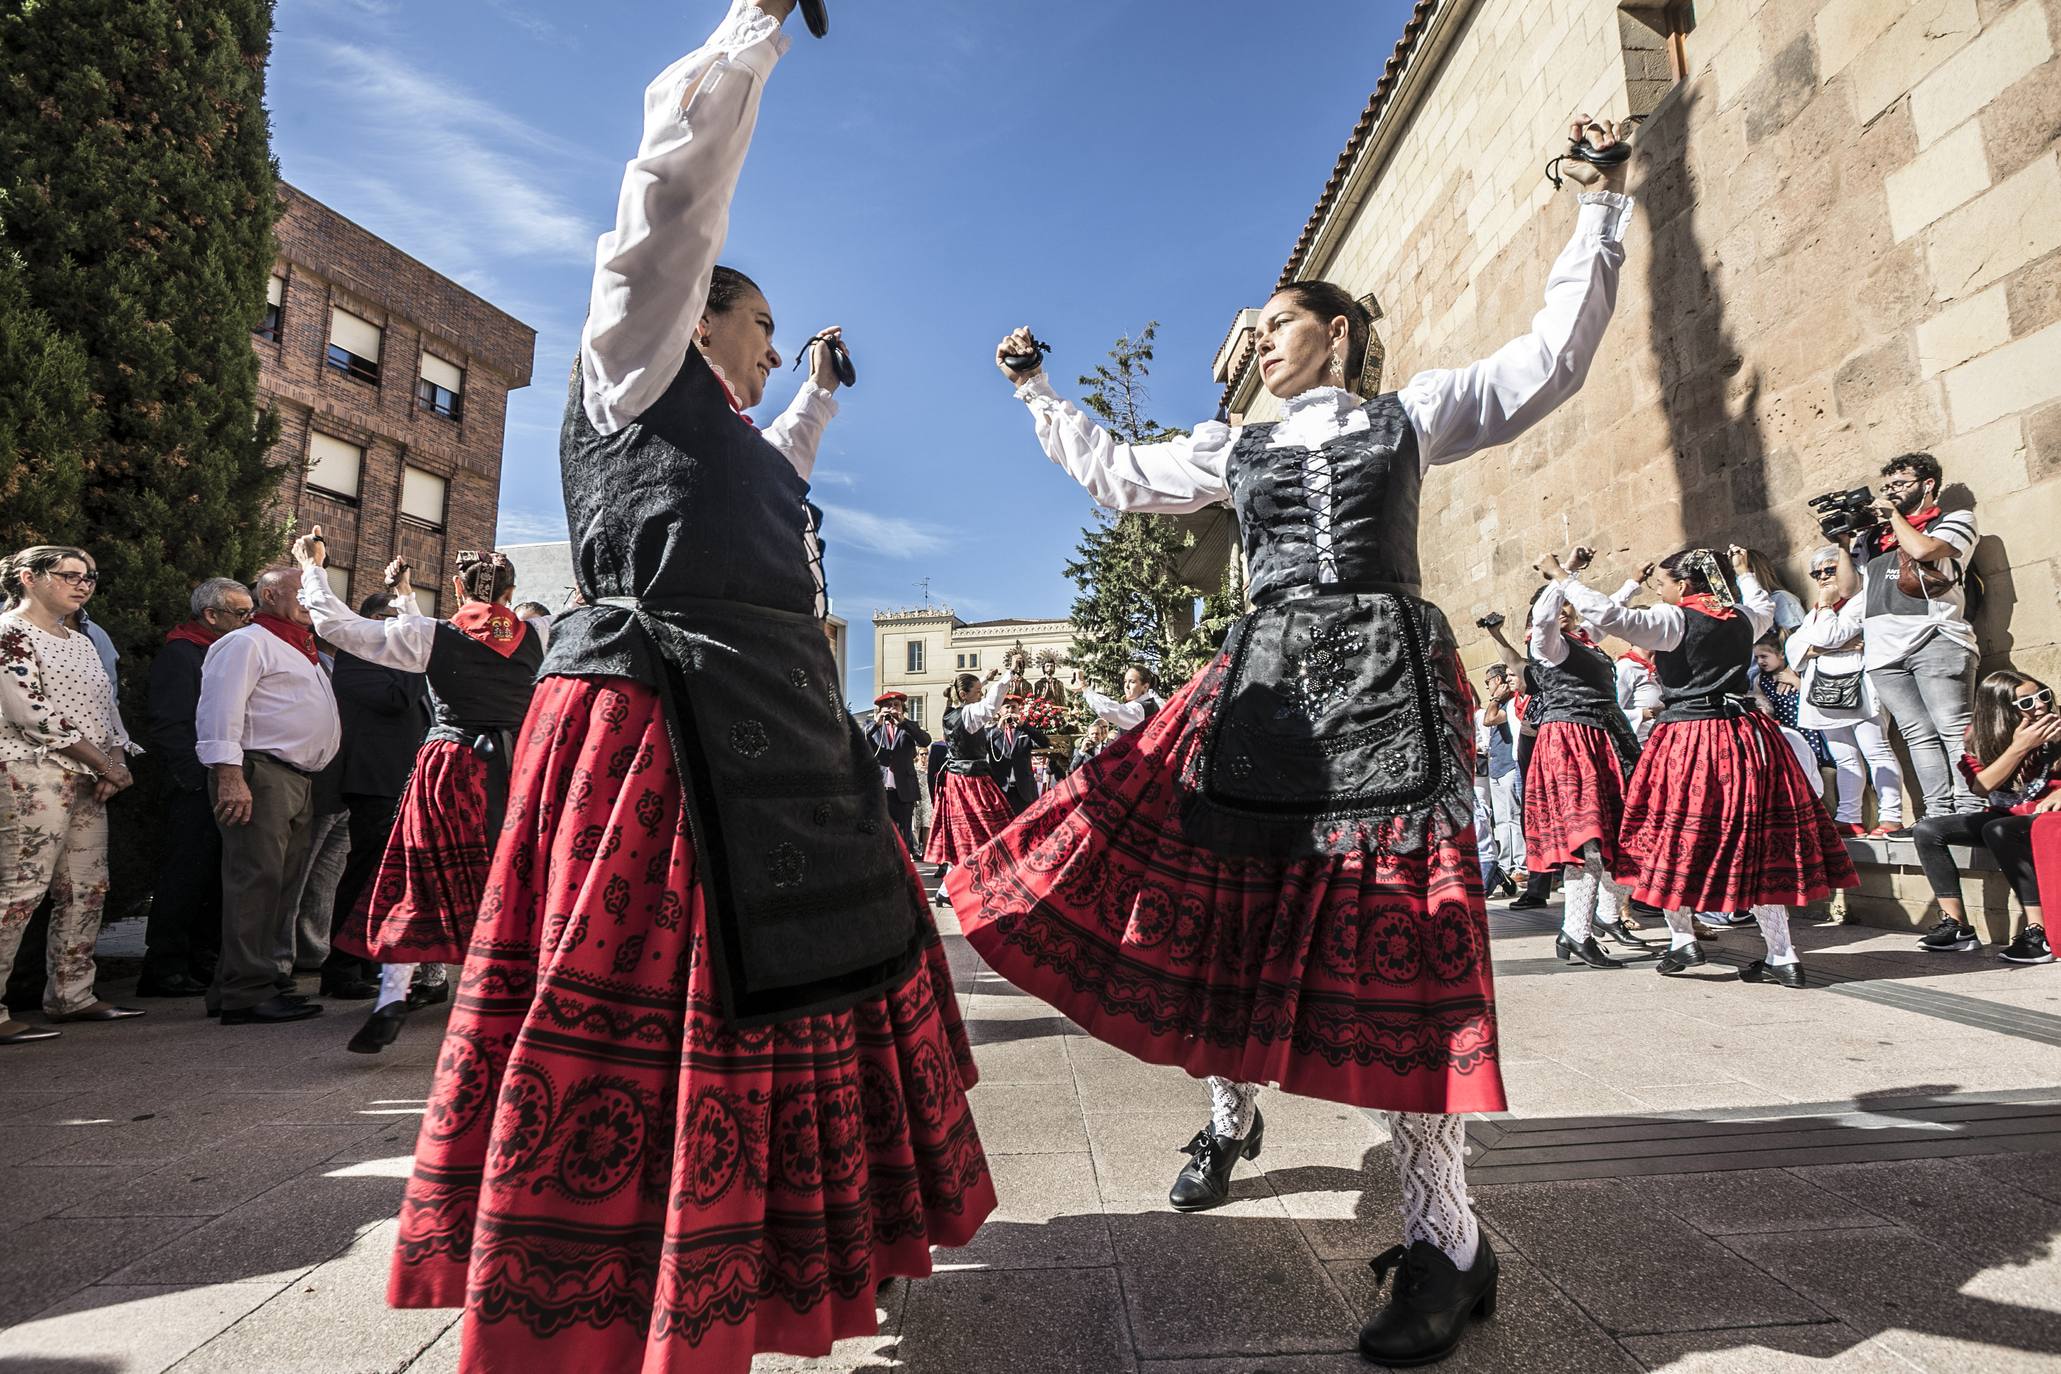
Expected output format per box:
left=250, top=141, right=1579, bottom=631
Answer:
left=1618, top=1, right=1693, bottom=113
left=417, top=352, right=465, bottom=421
left=305, top=432, right=364, bottom=504
left=905, top=640, right=925, bottom=674
left=400, top=466, right=448, bottom=532
left=255, top=273, right=284, bottom=343
left=412, top=587, right=440, bottom=618
left=954, top=651, right=980, bottom=671
left=326, top=307, right=383, bottom=384
left=906, top=696, right=927, bottom=728
left=324, top=564, right=351, bottom=602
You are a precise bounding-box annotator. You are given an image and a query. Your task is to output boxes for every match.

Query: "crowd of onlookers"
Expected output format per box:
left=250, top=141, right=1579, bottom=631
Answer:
left=1471, top=449, right=2060, bottom=965
left=0, top=547, right=553, bottom=1045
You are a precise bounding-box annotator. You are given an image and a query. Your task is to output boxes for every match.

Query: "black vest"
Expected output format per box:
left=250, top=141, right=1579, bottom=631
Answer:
left=1656, top=605, right=1756, bottom=722
left=942, top=705, right=992, bottom=773
left=426, top=620, right=542, bottom=733
left=1227, top=395, right=1422, bottom=603
left=1526, top=638, right=1641, bottom=767
left=540, top=351, right=921, bottom=1025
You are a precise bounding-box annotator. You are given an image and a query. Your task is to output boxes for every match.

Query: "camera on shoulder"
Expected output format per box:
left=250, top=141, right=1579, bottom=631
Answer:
left=1808, top=487, right=1883, bottom=545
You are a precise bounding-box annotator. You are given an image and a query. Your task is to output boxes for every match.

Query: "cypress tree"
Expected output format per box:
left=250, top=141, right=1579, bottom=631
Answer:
left=0, top=0, right=286, bottom=649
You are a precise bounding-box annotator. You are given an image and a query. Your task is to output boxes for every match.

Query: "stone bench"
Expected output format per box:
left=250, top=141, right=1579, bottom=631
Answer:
left=1837, top=834, right=2023, bottom=942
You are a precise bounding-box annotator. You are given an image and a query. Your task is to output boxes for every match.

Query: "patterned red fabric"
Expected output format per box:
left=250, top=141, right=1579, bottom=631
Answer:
left=1523, top=721, right=1630, bottom=871
left=923, top=770, right=1015, bottom=867
left=389, top=676, right=995, bottom=1372
left=332, top=739, right=489, bottom=965
left=1614, top=712, right=1858, bottom=910
left=947, top=654, right=1505, bottom=1116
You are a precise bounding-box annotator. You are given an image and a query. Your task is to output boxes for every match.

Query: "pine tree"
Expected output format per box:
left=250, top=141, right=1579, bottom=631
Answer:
left=1064, top=324, right=1239, bottom=694
left=0, top=0, right=286, bottom=650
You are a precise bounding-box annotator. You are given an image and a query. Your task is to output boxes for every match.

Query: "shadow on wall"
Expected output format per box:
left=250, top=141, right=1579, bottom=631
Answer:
left=1639, top=84, right=1785, bottom=569
left=1939, top=480, right=2020, bottom=668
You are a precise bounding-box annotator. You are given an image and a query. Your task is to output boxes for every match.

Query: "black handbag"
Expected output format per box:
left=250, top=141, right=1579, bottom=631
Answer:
left=1807, top=667, right=1864, bottom=711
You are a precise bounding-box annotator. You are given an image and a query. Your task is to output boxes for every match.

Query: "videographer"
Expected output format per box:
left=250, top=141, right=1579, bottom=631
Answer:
left=1830, top=452, right=1982, bottom=822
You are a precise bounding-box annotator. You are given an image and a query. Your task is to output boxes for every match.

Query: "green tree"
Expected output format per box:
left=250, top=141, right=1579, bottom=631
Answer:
left=0, top=0, right=287, bottom=650
left=1064, top=323, right=1241, bottom=696
left=1, top=0, right=287, bottom=916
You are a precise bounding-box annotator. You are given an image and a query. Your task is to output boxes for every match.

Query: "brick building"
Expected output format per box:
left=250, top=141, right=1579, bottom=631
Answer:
left=1210, top=0, right=2061, bottom=931
left=254, top=183, right=536, bottom=612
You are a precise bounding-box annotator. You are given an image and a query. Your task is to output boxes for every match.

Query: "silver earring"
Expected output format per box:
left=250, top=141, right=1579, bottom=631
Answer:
left=1328, top=353, right=1346, bottom=386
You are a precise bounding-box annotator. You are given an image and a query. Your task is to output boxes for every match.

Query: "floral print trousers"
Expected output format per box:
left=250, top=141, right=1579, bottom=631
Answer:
left=0, top=758, right=108, bottom=1016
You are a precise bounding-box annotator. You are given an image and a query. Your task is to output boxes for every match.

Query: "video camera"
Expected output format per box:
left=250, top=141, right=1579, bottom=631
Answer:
left=1808, top=487, right=1884, bottom=545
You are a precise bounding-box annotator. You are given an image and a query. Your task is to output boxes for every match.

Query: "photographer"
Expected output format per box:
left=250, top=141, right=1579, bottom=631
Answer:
left=1831, top=453, right=1981, bottom=821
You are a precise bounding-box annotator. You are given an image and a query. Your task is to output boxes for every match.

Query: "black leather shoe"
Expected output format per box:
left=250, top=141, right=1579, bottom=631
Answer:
left=1507, top=890, right=1549, bottom=910
left=220, top=996, right=324, bottom=1025
left=1555, top=933, right=1625, bottom=968
left=406, top=979, right=450, bottom=1010
left=319, top=974, right=379, bottom=1000
left=799, top=0, right=827, bottom=36
left=135, top=971, right=208, bottom=997
left=1358, top=1233, right=1498, bottom=1367
left=1497, top=876, right=1518, bottom=899
left=1168, top=1107, right=1265, bottom=1213
left=347, top=1002, right=408, bottom=1054
left=1654, top=942, right=1707, bottom=976
left=1739, top=958, right=1806, bottom=988
left=1597, top=918, right=1658, bottom=950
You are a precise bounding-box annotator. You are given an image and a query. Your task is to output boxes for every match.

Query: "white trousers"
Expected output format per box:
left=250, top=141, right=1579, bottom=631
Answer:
left=1819, top=717, right=1906, bottom=827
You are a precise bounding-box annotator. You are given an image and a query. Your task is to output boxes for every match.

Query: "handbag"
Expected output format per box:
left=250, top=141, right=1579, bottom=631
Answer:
left=1807, top=666, right=1864, bottom=711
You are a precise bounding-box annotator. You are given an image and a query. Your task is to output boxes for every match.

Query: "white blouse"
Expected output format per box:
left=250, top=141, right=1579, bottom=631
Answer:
left=0, top=613, right=133, bottom=774
left=1081, top=687, right=1163, bottom=732
left=1528, top=577, right=1642, bottom=667
left=1557, top=573, right=1776, bottom=654
left=1015, top=191, right=1635, bottom=579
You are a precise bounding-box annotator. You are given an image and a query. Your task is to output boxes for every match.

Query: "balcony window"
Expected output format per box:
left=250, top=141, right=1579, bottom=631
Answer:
left=255, top=273, right=284, bottom=343
left=306, top=432, right=363, bottom=504
left=400, top=466, right=448, bottom=532
left=326, top=307, right=383, bottom=385
left=417, top=352, right=465, bottom=421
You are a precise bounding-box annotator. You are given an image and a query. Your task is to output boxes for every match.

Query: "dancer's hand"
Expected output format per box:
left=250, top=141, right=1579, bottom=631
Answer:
left=384, top=557, right=414, bottom=602
left=1535, top=552, right=1567, bottom=581
left=1728, top=544, right=1754, bottom=576
left=1565, top=545, right=1595, bottom=573
left=1559, top=115, right=1635, bottom=194
left=292, top=525, right=327, bottom=570
left=807, top=326, right=847, bottom=393
left=996, top=327, right=1043, bottom=384
left=1636, top=560, right=1658, bottom=583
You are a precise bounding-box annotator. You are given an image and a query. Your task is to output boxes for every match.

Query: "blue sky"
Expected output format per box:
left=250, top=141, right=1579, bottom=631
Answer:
left=267, top=0, right=1413, bottom=704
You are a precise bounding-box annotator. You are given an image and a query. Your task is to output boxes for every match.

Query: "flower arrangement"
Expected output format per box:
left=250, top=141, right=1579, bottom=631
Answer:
left=1017, top=695, right=1068, bottom=732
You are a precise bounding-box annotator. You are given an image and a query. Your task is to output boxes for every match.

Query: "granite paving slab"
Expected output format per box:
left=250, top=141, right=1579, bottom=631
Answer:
left=888, top=1267, right=1135, bottom=1374
left=1110, top=1212, right=1356, bottom=1359
left=942, top=1151, right=1115, bottom=1270
left=0, top=1283, right=284, bottom=1374
left=105, top=1175, right=404, bottom=1288
left=0, top=1216, right=207, bottom=1327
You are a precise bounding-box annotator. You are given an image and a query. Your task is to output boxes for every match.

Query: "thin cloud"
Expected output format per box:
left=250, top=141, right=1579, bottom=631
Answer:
left=815, top=503, right=953, bottom=559
left=484, top=0, right=569, bottom=45
left=496, top=507, right=569, bottom=542
left=810, top=467, right=859, bottom=489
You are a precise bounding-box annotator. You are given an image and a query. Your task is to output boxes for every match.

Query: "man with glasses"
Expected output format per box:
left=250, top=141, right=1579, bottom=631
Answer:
left=1833, top=451, right=1982, bottom=825
left=138, top=577, right=254, bottom=996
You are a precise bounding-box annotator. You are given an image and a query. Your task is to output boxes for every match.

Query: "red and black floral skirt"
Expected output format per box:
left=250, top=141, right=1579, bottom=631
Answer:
left=947, top=654, right=1505, bottom=1117
left=1522, top=720, right=1631, bottom=873
left=389, top=676, right=996, bottom=1373
left=1614, top=711, right=1858, bottom=911
left=923, top=770, right=1015, bottom=867
left=332, top=739, right=488, bottom=965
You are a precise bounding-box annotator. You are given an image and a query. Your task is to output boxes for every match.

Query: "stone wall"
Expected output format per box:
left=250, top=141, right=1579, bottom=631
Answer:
left=1245, top=0, right=2061, bottom=683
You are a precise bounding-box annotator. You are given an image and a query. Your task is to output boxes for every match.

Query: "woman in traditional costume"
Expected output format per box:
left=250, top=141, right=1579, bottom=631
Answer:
left=1547, top=546, right=1858, bottom=988
left=383, top=4, right=994, bottom=1367
left=953, top=117, right=1638, bottom=1366
left=923, top=669, right=1014, bottom=894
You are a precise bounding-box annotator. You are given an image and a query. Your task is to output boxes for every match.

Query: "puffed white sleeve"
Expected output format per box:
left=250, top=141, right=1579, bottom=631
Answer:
left=1528, top=580, right=1570, bottom=667
left=580, top=2, right=791, bottom=434
left=1735, top=573, right=1777, bottom=639
left=1082, top=687, right=1152, bottom=731
left=1559, top=575, right=1684, bottom=652
left=1399, top=191, right=1634, bottom=469
left=761, top=378, right=839, bottom=480
left=1015, top=374, right=1234, bottom=514
left=956, top=675, right=1010, bottom=732
left=298, top=566, right=434, bottom=672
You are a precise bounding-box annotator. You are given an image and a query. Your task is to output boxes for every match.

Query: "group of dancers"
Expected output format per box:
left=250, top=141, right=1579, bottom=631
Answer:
left=350, top=3, right=1865, bottom=1369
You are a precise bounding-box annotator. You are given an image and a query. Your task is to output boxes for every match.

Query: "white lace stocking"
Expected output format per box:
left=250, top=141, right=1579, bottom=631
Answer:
left=1597, top=870, right=1629, bottom=926
left=376, top=962, right=416, bottom=1011
left=1751, top=903, right=1797, bottom=965
left=1560, top=864, right=1599, bottom=942
left=1384, top=1111, right=1479, bottom=1266
left=1663, top=907, right=1698, bottom=950
left=1206, top=1077, right=1260, bottom=1139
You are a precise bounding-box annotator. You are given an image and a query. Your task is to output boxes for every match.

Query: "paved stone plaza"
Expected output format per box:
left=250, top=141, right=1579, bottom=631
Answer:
left=4, top=884, right=2061, bottom=1373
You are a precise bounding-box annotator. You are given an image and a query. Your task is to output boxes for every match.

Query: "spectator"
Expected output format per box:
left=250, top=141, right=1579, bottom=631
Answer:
left=1835, top=452, right=1982, bottom=817
left=195, top=566, right=339, bottom=1025
left=1913, top=670, right=2061, bottom=963
left=279, top=642, right=353, bottom=979
left=321, top=590, right=429, bottom=1000
left=988, top=695, right=1050, bottom=815
left=138, top=576, right=253, bottom=996
left=0, top=546, right=145, bottom=1044
left=1613, top=641, right=1662, bottom=743
left=1751, top=636, right=1830, bottom=798
left=1743, top=549, right=1806, bottom=632
left=1788, top=545, right=1906, bottom=838
left=865, top=690, right=932, bottom=852
left=511, top=599, right=552, bottom=651
left=1474, top=664, right=1524, bottom=897
left=1072, top=718, right=1113, bottom=772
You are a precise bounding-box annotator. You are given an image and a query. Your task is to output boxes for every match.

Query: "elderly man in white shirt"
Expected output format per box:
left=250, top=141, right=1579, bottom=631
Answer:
left=196, top=566, right=340, bottom=1024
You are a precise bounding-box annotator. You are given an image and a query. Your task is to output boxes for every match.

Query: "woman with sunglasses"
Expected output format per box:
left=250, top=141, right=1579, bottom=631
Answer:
left=1544, top=545, right=1857, bottom=989
left=1913, top=672, right=2061, bottom=963
left=1789, top=545, right=1905, bottom=837
left=0, top=546, right=145, bottom=1044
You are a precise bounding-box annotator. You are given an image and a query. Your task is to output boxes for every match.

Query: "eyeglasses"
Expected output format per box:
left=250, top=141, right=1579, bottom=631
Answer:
left=42, top=570, right=98, bottom=588
left=2014, top=688, right=2054, bottom=712
left=1880, top=479, right=1921, bottom=495
left=210, top=606, right=256, bottom=622
left=1808, top=568, right=1839, bottom=580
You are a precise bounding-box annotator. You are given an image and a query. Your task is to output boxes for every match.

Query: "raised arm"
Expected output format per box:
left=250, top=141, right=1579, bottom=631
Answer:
left=297, top=566, right=434, bottom=673
left=1528, top=580, right=1570, bottom=667
left=1558, top=575, right=1684, bottom=653
left=1734, top=572, right=1776, bottom=640
left=1082, top=686, right=1154, bottom=731
left=1399, top=190, right=1634, bottom=468
left=761, top=376, right=839, bottom=479
left=1006, top=358, right=1235, bottom=513
left=957, top=675, right=1010, bottom=732
left=580, top=1, right=793, bottom=434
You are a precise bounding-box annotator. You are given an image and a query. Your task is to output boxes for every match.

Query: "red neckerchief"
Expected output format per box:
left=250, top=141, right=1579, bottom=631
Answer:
left=1875, top=505, right=1941, bottom=553
left=1570, top=627, right=1597, bottom=648
left=1680, top=593, right=1738, bottom=621
left=449, top=603, right=528, bottom=659
left=1622, top=649, right=1655, bottom=673
left=254, top=612, right=318, bottom=663
left=165, top=620, right=220, bottom=651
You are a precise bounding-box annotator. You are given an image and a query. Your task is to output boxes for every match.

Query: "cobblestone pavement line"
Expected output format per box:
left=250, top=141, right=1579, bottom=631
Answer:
left=1, top=889, right=2059, bottom=1371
